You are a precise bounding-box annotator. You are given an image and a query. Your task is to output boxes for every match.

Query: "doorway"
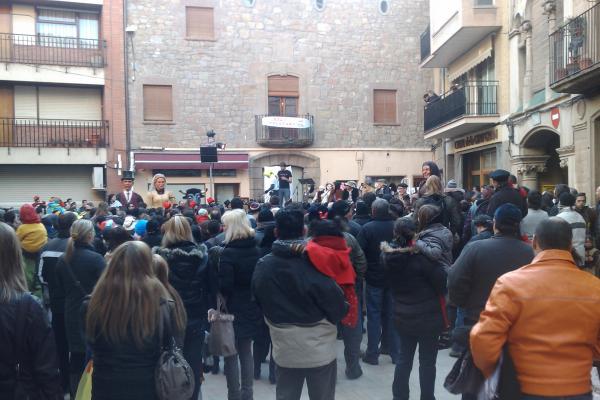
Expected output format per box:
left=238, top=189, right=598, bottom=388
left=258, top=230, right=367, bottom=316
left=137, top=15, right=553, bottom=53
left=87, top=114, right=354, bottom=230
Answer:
left=215, top=183, right=239, bottom=203
left=522, top=130, right=566, bottom=190
left=263, top=165, right=304, bottom=202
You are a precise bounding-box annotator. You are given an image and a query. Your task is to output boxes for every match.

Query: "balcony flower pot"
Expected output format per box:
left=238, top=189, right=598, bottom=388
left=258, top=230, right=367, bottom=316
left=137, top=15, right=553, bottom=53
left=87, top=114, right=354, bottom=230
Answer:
left=579, top=57, right=593, bottom=70
left=555, top=68, right=568, bottom=80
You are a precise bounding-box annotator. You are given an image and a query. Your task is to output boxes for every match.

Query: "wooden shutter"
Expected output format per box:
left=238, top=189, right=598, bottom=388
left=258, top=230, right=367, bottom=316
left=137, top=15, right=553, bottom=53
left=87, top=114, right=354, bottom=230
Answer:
left=143, top=85, right=173, bottom=121
left=268, top=75, right=299, bottom=97
left=374, top=89, right=397, bottom=124
left=186, top=7, right=214, bottom=40
left=38, top=86, right=102, bottom=120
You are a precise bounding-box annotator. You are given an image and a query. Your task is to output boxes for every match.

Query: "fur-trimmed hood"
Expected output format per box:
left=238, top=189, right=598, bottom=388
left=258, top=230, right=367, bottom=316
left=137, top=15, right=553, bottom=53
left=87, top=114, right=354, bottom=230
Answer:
left=153, top=241, right=207, bottom=261
left=380, top=241, right=418, bottom=254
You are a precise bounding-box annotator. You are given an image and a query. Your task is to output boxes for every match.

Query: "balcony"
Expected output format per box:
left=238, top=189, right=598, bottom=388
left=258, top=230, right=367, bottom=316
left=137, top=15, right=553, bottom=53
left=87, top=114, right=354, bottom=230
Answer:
left=0, top=118, right=109, bottom=148
left=0, top=33, right=106, bottom=68
left=420, top=0, right=501, bottom=68
left=424, top=81, right=498, bottom=139
left=550, top=2, right=600, bottom=94
left=255, top=114, right=314, bottom=148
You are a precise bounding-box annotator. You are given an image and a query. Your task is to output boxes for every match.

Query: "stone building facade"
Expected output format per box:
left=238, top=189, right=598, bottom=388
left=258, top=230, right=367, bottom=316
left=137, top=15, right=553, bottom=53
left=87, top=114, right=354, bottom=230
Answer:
left=126, top=0, right=433, bottom=201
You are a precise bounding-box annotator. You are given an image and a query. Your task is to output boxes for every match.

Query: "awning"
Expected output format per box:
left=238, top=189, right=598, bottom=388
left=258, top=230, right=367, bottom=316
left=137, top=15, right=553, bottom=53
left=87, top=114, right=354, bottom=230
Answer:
left=134, top=152, right=249, bottom=170
left=447, top=35, right=493, bottom=82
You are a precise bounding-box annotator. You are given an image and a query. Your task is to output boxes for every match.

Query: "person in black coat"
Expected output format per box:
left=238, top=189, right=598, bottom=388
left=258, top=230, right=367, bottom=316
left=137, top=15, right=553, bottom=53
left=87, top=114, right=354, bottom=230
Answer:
left=486, top=169, right=528, bottom=218
left=357, top=198, right=399, bottom=365
left=153, top=215, right=209, bottom=400
left=352, top=200, right=372, bottom=226
left=0, top=222, right=62, bottom=400
left=39, top=211, right=78, bottom=395
left=54, top=219, right=105, bottom=396
left=210, top=209, right=263, bottom=400
left=382, top=218, right=447, bottom=400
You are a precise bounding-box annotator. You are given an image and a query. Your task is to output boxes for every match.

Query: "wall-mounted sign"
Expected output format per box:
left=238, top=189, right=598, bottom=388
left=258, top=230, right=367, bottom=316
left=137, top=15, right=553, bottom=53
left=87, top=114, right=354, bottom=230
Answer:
left=550, top=107, right=560, bottom=128
left=454, top=130, right=499, bottom=151
left=262, top=116, right=311, bottom=129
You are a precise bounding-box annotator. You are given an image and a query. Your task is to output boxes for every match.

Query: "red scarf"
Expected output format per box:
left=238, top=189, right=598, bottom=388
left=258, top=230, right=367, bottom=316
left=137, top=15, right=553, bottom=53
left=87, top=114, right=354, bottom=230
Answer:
left=305, top=236, right=358, bottom=327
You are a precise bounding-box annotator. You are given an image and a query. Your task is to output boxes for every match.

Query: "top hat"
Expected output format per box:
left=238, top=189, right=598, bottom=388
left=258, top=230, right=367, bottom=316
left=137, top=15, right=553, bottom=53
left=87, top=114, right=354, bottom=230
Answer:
left=121, top=170, right=135, bottom=181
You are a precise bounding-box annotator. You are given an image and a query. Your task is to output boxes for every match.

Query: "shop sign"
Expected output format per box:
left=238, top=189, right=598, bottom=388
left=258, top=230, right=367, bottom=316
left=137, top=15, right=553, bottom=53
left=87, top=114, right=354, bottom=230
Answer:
left=550, top=107, right=560, bottom=128
left=262, top=116, right=311, bottom=129
left=454, top=130, right=499, bottom=151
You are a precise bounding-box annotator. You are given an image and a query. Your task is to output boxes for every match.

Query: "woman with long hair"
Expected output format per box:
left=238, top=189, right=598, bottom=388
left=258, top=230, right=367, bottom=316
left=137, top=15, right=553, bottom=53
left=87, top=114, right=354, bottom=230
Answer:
left=86, top=241, right=176, bottom=399
left=211, top=209, right=262, bottom=399
left=151, top=254, right=187, bottom=336
left=0, top=222, right=62, bottom=399
left=382, top=218, right=447, bottom=400
left=413, top=175, right=462, bottom=237
left=153, top=215, right=209, bottom=400
left=415, top=204, right=454, bottom=270
left=55, top=219, right=105, bottom=395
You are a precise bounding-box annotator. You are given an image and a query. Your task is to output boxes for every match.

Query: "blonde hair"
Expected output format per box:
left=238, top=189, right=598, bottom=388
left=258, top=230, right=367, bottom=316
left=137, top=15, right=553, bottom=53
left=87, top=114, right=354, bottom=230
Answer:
left=0, top=222, right=28, bottom=302
left=64, top=219, right=95, bottom=263
left=222, top=209, right=255, bottom=244
left=152, top=174, right=167, bottom=190
left=152, top=254, right=187, bottom=334
left=86, top=241, right=169, bottom=348
left=161, top=215, right=194, bottom=247
left=423, top=175, right=443, bottom=197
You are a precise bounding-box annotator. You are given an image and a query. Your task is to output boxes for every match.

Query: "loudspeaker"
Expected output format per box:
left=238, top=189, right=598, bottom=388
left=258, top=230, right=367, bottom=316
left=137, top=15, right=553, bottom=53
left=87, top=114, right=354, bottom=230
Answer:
left=200, top=146, right=218, bottom=163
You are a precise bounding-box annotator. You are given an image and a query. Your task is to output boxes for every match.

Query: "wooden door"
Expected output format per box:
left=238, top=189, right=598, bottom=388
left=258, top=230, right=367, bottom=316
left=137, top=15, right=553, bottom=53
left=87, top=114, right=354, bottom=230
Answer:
left=0, top=85, right=14, bottom=146
left=0, top=5, right=11, bottom=62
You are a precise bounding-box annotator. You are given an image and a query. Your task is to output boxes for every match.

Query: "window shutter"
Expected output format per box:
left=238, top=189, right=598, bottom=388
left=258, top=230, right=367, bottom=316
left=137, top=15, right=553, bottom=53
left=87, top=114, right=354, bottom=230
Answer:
left=14, top=86, right=38, bottom=119
left=268, top=75, right=299, bottom=97
left=374, top=89, right=396, bottom=124
left=38, top=86, right=102, bottom=120
left=186, top=7, right=214, bottom=40
left=143, top=85, right=173, bottom=121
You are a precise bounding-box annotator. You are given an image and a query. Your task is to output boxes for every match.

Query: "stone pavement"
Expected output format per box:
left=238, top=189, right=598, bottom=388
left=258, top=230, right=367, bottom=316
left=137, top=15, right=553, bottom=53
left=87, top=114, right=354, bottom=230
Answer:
left=202, top=341, right=600, bottom=400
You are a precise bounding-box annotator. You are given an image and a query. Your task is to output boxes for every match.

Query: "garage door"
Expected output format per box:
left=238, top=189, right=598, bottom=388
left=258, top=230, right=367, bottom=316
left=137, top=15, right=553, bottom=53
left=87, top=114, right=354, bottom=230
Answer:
left=0, top=165, right=103, bottom=208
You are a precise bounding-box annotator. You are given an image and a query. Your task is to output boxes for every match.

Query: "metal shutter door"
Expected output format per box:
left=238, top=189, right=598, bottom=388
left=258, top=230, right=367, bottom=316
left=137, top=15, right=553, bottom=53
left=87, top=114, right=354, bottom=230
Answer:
left=0, top=165, right=102, bottom=207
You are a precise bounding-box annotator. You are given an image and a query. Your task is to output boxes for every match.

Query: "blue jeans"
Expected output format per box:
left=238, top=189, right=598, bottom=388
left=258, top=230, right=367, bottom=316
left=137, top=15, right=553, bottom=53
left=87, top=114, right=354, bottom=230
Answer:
left=393, top=334, right=438, bottom=400
left=521, top=394, right=592, bottom=400
left=341, top=283, right=363, bottom=371
left=365, top=284, right=400, bottom=362
left=279, top=188, right=291, bottom=204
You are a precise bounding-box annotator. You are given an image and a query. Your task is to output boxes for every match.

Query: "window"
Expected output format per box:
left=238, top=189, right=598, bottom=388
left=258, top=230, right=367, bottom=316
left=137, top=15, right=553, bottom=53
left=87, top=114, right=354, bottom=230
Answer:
left=268, top=75, right=299, bottom=116
left=212, top=169, right=237, bottom=177
left=313, top=0, right=325, bottom=11
left=243, top=0, right=256, bottom=7
left=14, top=85, right=102, bottom=122
left=378, top=0, right=390, bottom=15
left=474, top=0, right=493, bottom=6
left=36, top=8, right=99, bottom=48
left=373, top=89, right=397, bottom=124
left=186, top=7, right=214, bottom=40
left=143, top=85, right=173, bottom=122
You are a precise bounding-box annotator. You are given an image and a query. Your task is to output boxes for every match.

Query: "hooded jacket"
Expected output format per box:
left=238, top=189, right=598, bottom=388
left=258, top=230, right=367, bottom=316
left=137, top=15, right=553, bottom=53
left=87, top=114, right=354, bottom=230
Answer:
left=153, top=241, right=209, bottom=323
left=415, top=223, right=454, bottom=270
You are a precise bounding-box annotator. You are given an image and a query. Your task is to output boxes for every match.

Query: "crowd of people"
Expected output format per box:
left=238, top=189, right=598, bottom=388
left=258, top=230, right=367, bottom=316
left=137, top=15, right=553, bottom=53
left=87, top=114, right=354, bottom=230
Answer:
left=1, top=160, right=599, bottom=400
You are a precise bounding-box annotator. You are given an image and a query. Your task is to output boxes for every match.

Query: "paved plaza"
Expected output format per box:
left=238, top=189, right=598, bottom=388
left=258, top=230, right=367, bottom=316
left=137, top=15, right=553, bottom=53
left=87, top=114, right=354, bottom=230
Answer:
left=203, top=341, right=600, bottom=400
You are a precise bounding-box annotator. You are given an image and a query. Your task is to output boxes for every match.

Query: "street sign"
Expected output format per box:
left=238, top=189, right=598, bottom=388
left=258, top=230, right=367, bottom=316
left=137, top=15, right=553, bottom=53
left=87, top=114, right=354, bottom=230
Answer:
left=550, top=107, right=560, bottom=128
left=262, top=116, right=311, bottom=129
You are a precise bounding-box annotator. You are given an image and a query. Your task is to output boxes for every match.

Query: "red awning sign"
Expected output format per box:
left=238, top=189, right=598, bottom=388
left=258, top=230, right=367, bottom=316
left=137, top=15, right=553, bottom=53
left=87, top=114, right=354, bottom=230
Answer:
left=550, top=107, right=560, bottom=128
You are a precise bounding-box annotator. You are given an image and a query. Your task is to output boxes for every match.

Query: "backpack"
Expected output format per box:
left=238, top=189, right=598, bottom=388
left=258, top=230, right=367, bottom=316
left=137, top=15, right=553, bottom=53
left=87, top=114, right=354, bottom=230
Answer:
left=421, top=194, right=450, bottom=228
left=155, top=302, right=195, bottom=400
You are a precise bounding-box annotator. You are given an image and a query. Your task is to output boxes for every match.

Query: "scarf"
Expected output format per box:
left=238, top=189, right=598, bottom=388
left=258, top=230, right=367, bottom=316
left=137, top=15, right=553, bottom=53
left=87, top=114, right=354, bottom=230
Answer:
left=305, top=236, right=358, bottom=327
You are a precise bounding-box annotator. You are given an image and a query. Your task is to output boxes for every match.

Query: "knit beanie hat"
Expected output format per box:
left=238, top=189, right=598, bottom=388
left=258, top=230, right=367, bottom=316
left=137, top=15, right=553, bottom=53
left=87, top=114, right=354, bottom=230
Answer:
left=135, top=219, right=148, bottom=237
left=19, top=204, right=40, bottom=224
left=494, top=203, right=523, bottom=226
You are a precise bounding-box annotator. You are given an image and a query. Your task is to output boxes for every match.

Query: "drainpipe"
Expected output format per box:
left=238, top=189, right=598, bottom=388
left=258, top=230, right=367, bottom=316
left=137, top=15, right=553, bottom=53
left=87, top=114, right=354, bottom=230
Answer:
left=124, top=0, right=132, bottom=172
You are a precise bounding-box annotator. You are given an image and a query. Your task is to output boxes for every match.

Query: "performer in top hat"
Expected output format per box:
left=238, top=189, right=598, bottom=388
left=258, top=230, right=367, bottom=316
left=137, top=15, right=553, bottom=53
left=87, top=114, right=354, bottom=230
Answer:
left=115, top=171, right=144, bottom=209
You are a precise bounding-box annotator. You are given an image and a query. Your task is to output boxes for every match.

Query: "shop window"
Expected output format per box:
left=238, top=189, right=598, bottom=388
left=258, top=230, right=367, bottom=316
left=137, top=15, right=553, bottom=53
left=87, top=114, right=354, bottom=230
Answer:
left=463, top=148, right=497, bottom=189
left=186, top=7, right=214, bottom=40
left=373, top=89, right=397, bottom=124
left=143, top=85, right=173, bottom=122
left=212, top=169, right=237, bottom=177
left=152, top=169, right=202, bottom=177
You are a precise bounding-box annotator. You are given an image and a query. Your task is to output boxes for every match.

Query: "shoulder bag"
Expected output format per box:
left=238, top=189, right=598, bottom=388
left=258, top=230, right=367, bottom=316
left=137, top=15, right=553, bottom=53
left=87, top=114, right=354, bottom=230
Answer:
left=155, top=302, right=195, bottom=400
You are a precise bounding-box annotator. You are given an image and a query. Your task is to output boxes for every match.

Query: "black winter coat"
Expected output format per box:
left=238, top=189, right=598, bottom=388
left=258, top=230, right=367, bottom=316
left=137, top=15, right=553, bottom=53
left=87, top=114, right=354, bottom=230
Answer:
left=357, top=215, right=395, bottom=288
left=212, top=237, right=263, bottom=340
left=414, top=193, right=463, bottom=235
left=153, top=241, right=209, bottom=324
left=39, top=235, right=69, bottom=314
left=55, top=243, right=105, bottom=353
left=252, top=240, right=348, bottom=326
left=382, top=243, right=447, bottom=337
left=487, top=184, right=527, bottom=218
left=0, top=294, right=62, bottom=399
left=448, top=235, right=534, bottom=323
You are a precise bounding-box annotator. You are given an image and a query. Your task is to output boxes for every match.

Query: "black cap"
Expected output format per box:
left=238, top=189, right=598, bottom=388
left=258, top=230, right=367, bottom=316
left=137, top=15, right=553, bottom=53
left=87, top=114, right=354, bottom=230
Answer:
left=489, top=169, right=510, bottom=182
left=121, top=170, right=135, bottom=181
left=328, top=200, right=351, bottom=219
left=473, top=214, right=492, bottom=227
left=398, top=183, right=408, bottom=188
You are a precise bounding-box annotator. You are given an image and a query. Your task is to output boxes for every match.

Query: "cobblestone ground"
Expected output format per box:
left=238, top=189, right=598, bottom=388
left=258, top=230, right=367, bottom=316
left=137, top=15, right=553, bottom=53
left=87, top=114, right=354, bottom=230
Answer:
left=202, top=341, right=600, bottom=400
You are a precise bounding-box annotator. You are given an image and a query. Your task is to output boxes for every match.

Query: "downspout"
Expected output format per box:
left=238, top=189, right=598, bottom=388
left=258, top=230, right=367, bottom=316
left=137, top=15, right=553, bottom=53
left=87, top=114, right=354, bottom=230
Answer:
left=123, top=0, right=132, bottom=171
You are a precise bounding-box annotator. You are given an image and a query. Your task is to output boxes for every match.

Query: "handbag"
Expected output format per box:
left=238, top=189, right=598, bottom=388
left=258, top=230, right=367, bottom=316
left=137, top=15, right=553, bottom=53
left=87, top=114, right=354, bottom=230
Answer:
left=75, top=360, right=93, bottom=400
left=155, top=303, right=195, bottom=400
left=207, top=293, right=237, bottom=357
left=444, top=348, right=484, bottom=395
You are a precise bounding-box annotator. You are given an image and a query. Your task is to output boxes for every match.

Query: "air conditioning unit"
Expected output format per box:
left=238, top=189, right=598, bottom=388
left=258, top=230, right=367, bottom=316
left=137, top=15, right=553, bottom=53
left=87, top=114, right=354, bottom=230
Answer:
left=92, top=167, right=105, bottom=190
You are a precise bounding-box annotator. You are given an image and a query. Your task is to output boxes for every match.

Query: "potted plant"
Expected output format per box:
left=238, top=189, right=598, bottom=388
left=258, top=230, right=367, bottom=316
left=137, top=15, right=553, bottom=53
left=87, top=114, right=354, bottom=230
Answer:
left=579, top=57, right=593, bottom=70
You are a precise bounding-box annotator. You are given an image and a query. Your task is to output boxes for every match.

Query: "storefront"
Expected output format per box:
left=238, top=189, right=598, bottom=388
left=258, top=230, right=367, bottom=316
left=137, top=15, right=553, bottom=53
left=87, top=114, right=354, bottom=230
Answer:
left=451, top=129, right=501, bottom=190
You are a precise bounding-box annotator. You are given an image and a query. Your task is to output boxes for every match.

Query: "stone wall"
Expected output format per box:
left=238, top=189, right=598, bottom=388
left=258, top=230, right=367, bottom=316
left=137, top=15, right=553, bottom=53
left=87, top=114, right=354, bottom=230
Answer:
left=127, top=0, right=432, bottom=150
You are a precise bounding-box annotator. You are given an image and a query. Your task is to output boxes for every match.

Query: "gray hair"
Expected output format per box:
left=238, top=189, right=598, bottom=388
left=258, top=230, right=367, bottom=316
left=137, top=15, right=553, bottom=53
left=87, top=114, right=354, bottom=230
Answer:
left=371, top=198, right=390, bottom=218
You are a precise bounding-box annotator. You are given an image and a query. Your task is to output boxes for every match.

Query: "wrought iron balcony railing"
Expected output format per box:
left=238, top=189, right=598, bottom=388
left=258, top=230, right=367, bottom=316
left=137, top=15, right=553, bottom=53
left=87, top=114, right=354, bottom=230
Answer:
left=0, top=33, right=106, bottom=68
left=424, top=81, right=498, bottom=132
left=255, top=114, right=314, bottom=148
left=0, top=118, right=109, bottom=148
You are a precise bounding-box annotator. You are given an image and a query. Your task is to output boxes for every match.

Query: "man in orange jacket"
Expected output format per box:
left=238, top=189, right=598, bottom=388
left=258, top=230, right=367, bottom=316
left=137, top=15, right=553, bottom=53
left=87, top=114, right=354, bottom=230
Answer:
left=471, top=217, right=600, bottom=400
